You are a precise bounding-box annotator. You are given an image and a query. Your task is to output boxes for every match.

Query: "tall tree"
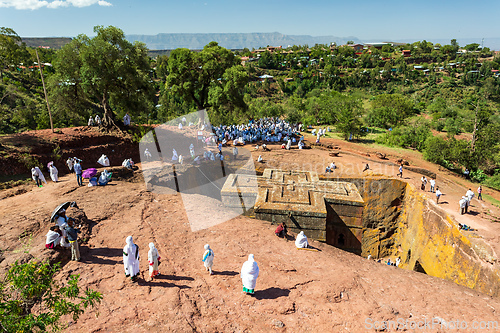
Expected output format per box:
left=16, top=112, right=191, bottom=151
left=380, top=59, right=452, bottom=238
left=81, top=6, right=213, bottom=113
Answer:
left=52, top=26, right=154, bottom=128
left=165, top=41, right=248, bottom=114
left=0, top=27, right=27, bottom=79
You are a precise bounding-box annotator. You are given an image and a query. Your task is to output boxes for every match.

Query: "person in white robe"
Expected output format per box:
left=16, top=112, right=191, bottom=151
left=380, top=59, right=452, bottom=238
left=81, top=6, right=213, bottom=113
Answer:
left=316, top=132, right=321, bottom=143
left=233, top=147, right=238, bottom=159
left=95, top=114, right=101, bottom=126
left=178, top=122, right=183, bottom=130
left=123, top=236, right=140, bottom=281
left=45, top=226, right=62, bottom=249
left=49, top=163, right=58, bottom=182
left=257, top=155, right=263, bottom=163
left=148, top=242, right=161, bottom=280
left=179, top=155, right=184, bottom=165
left=66, top=157, right=74, bottom=172
left=172, top=149, right=178, bottom=162
left=144, top=148, right=152, bottom=161
left=295, top=231, right=309, bottom=248
left=202, top=244, right=214, bottom=275
left=459, top=196, right=467, bottom=215
left=31, top=166, right=47, bottom=187
left=240, top=254, right=259, bottom=294
left=88, top=116, right=94, bottom=126
left=466, top=188, right=474, bottom=202
left=54, top=209, right=71, bottom=248
left=286, top=139, right=291, bottom=150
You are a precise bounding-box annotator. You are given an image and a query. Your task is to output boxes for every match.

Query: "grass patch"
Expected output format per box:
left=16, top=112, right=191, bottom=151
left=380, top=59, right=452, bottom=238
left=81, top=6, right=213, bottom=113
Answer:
left=483, top=194, right=500, bottom=208
left=0, top=174, right=31, bottom=189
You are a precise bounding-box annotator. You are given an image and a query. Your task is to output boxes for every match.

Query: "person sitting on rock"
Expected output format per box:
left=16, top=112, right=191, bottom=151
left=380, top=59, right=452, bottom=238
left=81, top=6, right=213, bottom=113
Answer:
left=275, top=222, right=287, bottom=238
left=295, top=231, right=309, bottom=249
left=257, top=155, right=264, bottom=163
left=45, top=226, right=62, bottom=249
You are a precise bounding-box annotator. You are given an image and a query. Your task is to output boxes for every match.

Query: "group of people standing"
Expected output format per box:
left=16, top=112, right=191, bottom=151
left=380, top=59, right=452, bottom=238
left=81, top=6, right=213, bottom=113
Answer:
left=121, top=237, right=260, bottom=294
left=459, top=187, right=480, bottom=215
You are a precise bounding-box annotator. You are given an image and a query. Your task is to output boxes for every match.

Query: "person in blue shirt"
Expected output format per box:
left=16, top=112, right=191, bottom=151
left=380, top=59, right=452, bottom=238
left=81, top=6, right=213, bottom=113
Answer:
left=73, top=160, right=83, bottom=186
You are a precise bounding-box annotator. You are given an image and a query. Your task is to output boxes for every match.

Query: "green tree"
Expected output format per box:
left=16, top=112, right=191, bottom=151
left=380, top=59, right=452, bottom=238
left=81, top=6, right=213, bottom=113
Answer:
left=165, top=41, right=248, bottom=114
left=51, top=25, right=154, bottom=128
left=0, top=260, right=102, bottom=332
left=323, top=91, right=367, bottom=139
left=0, top=27, right=29, bottom=79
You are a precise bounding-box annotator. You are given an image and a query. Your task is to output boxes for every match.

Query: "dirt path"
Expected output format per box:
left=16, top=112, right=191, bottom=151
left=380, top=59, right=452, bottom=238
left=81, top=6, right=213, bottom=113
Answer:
left=1, top=129, right=500, bottom=332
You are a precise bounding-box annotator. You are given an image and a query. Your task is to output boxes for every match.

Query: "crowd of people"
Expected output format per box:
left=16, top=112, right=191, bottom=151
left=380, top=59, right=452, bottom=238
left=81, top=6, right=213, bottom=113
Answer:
left=212, top=117, right=302, bottom=146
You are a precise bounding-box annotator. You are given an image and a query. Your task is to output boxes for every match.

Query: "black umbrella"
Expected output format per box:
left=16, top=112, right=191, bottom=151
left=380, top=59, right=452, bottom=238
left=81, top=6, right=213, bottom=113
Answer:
left=50, top=201, right=78, bottom=222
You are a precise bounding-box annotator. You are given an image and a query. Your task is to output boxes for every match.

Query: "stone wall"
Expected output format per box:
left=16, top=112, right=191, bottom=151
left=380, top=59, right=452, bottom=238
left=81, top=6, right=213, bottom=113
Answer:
left=338, top=176, right=500, bottom=298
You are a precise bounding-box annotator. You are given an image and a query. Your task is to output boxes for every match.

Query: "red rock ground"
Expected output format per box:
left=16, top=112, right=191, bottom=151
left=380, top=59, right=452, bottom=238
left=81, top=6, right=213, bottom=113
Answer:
left=1, top=128, right=500, bottom=332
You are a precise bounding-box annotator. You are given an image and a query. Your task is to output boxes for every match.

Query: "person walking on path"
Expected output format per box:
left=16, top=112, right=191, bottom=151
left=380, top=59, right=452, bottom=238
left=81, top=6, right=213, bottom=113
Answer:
left=398, top=165, right=403, bottom=178
left=202, top=244, right=214, bottom=275
left=435, top=187, right=442, bottom=204
left=459, top=196, right=467, bottom=215
left=429, top=178, right=436, bottom=193
left=73, top=160, right=83, bottom=186
left=478, top=186, right=483, bottom=200
left=148, top=242, right=161, bottom=280
left=240, top=254, right=259, bottom=295
left=421, top=176, right=427, bottom=191
left=123, top=236, right=140, bottom=282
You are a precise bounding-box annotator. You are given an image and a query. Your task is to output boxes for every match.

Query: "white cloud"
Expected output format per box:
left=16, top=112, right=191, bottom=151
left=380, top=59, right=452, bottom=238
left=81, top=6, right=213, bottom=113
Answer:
left=0, top=0, right=112, bottom=9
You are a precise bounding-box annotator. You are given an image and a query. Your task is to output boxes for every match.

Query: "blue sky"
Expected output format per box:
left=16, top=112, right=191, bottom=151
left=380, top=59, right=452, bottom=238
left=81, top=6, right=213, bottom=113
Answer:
left=2, top=0, right=499, bottom=43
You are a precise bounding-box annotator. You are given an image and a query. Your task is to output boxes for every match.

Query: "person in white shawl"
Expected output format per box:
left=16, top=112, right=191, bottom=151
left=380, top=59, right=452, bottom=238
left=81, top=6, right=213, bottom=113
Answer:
left=295, top=231, right=309, bottom=248
left=172, top=149, right=178, bottom=162
left=31, top=166, right=47, bottom=187
left=48, top=163, right=58, bottom=182
left=123, top=236, right=140, bottom=281
left=66, top=157, right=74, bottom=172
left=202, top=244, right=214, bottom=275
left=148, top=242, right=161, bottom=280
left=240, top=254, right=259, bottom=294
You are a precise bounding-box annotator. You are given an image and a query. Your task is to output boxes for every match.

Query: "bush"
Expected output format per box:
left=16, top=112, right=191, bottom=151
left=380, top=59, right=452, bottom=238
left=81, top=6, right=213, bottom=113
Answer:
left=0, top=260, right=102, bottom=332
left=423, top=136, right=449, bottom=164
left=376, top=120, right=431, bottom=151
left=484, top=173, right=500, bottom=191
left=470, top=169, right=488, bottom=183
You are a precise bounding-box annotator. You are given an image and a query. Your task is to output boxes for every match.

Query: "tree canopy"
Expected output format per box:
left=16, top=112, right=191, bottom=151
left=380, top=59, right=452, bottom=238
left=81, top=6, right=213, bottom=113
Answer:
left=50, top=25, right=154, bottom=128
left=165, top=41, right=248, bottom=121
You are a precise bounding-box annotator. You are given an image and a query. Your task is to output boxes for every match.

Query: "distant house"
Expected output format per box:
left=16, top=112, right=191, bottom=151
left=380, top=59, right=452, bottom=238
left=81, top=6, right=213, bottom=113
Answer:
left=345, top=44, right=364, bottom=51
left=284, top=78, right=294, bottom=82
left=258, top=74, right=274, bottom=82
left=240, top=56, right=249, bottom=66
left=402, top=50, right=411, bottom=57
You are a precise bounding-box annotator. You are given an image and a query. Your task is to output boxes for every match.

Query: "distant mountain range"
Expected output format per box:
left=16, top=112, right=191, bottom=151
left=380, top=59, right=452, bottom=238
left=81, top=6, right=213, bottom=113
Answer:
left=125, top=32, right=362, bottom=50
